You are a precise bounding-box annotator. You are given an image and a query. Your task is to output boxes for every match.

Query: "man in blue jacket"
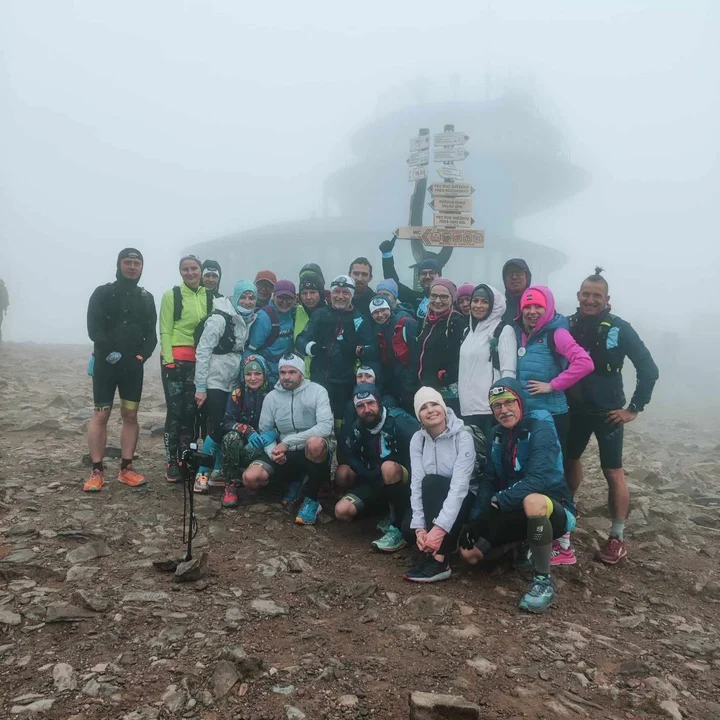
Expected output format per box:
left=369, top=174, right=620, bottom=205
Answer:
left=459, top=378, right=576, bottom=614
left=565, top=267, right=659, bottom=566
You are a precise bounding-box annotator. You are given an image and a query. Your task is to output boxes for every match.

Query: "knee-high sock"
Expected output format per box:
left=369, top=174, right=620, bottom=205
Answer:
left=384, top=481, right=410, bottom=528
left=304, top=459, right=330, bottom=501
left=527, top=513, right=553, bottom=576
left=199, top=435, right=219, bottom=474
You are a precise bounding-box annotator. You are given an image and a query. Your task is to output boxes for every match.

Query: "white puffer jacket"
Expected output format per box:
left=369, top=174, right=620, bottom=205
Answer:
left=458, top=286, right=517, bottom=416
left=194, top=297, right=255, bottom=392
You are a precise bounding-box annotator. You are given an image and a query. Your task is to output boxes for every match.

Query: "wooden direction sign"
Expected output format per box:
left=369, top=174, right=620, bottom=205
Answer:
left=428, top=182, right=474, bottom=197
left=409, top=135, right=430, bottom=152
left=433, top=131, right=469, bottom=147
left=408, top=166, right=428, bottom=182
left=434, top=213, right=474, bottom=228
left=429, top=197, right=473, bottom=213
left=421, top=227, right=484, bottom=248
left=407, top=150, right=429, bottom=167
left=394, top=226, right=429, bottom=240
left=437, top=166, right=464, bottom=181
left=434, top=147, right=469, bottom=163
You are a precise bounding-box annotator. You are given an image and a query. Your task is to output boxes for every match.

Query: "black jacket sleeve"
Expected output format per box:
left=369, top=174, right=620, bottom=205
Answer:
left=139, top=291, right=158, bottom=360
left=87, top=285, right=111, bottom=348
left=382, top=255, right=421, bottom=306
left=620, top=321, right=659, bottom=411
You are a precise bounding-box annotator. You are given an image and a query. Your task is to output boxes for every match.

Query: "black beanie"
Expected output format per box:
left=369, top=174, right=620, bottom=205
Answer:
left=300, top=263, right=325, bottom=284
left=298, top=272, right=324, bottom=293
left=202, top=258, right=222, bottom=280
left=116, top=247, right=143, bottom=282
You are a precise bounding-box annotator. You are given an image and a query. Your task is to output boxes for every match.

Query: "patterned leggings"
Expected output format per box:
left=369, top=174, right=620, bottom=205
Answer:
left=162, top=360, right=197, bottom=464
left=221, top=430, right=265, bottom=483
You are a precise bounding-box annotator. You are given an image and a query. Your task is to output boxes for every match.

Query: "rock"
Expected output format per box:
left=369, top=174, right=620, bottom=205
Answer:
left=0, top=549, right=36, bottom=564
left=66, top=540, right=112, bottom=564
left=450, top=625, right=482, bottom=639
left=82, top=678, right=102, bottom=697
left=614, top=614, right=645, bottom=628
left=251, top=598, right=288, bottom=616
left=0, top=609, right=22, bottom=626
left=466, top=657, right=497, bottom=675
left=659, top=699, right=683, bottom=720
left=10, top=699, right=55, bottom=714
left=161, top=684, right=187, bottom=714
left=65, top=565, right=100, bottom=582
left=174, top=552, right=208, bottom=582
left=662, top=635, right=720, bottom=657
left=71, top=589, right=109, bottom=612
left=212, top=660, right=240, bottom=699
left=287, top=556, right=312, bottom=573
left=224, top=605, right=246, bottom=627
left=122, top=707, right=160, bottom=720
left=53, top=662, right=76, bottom=692
left=619, top=659, right=653, bottom=676
left=404, top=594, right=454, bottom=617
left=337, top=694, right=359, bottom=708
left=220, top=645, right=265, bottom=679
left=409, top=691, right=482, bottom=719
left=285, top=707, right=306, bottom=720
left=645, top=676, right=679, bottom=700
left=7, top=523, right=39, bottom=537
left=690, top=514, right=720, bottom=529
left=271, top=684, right=296, bottom=695
left=122, top=591, right=170, bottom=603
left=46, top=603, right=98, bottom=622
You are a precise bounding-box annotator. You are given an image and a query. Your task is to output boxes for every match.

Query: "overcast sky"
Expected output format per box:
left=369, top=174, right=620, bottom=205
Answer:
left=1, top=0, right=718, bottom=343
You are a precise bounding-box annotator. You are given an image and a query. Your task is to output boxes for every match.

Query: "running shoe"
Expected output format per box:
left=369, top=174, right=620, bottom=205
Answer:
left=118, top=466, right=147, bottom=487
left=295, top=498, right=321, bottom=525
left=165, top=462, right=181, bottom=483
left=596, top=536, right=627, bottom=565
left=519, top=573, right=555, bottom=613
left=222, top=482, right=239, bottom=508
left=208, top=469, right=225, bottom=488
left=282, top=479, right=303, bottom=507
left=83, top=469, right=104, bottom=493
left=551, top=539, right=577, bottom=566
left=193, top=473, right=209, bottom=494
left=376, top=516, right=392, bottom=535
left=403, top=556, right=451, bottom=583
left=371, top=525, right=407, bottom=553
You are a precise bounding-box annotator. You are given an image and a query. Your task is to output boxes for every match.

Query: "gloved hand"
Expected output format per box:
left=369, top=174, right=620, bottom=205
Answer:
left=87, top=355, right=95, bottom=377
left=424, top=525, right=447, bottom=553
left=258, top=430, right=277, bottom=446
left=379, top=235, right=397, bottom=256
left=106, top=352, right=123, bottom=364
left=247, top=432, right=264, bottom=450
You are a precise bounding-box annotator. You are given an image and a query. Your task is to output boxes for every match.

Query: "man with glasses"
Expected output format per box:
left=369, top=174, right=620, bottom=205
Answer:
left=378, top=235, right=442, bottom=321
left=501, top=258, right=532, bottom=324
left=296, top=275, right=376, bottom=422
left=242, top=353, right=334, bottom=525
left=459, top=378, right=577, bottom=614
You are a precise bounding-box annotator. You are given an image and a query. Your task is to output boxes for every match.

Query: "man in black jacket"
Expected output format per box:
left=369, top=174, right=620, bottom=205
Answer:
left=348, top=256, right=375, bottom=318
left=334, top=383, right=419, bottom=552
left=201, top=259, right=222, bottom=298
left=501, top=258, right=532, bottom=323
left=565, top=267, right=659, bottom=566
left=84, top=248, right=157, bottom=492
left=378, top=236, right=441, bottom=321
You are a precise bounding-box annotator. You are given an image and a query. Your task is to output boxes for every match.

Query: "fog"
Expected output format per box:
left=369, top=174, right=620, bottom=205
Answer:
left=2, top=0, right=718, bottom=383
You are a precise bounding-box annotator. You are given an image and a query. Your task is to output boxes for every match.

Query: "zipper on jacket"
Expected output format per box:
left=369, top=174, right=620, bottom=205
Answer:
left=290, top=392, right=297, bottom=432
left=326, top=314, right=342, bottom=380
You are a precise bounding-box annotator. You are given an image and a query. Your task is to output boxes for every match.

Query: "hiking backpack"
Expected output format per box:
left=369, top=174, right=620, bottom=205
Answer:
left=193, top=310, right=236, bottom=354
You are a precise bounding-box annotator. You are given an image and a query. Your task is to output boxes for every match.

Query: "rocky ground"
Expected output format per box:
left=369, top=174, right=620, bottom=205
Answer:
left=1, top=343, right=719, bottom=720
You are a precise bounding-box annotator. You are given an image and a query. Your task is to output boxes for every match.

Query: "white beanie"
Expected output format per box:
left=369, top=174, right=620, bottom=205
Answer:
left=413, top=386, right=447, bottom=422
left=278, top=353, right=306, bottom=375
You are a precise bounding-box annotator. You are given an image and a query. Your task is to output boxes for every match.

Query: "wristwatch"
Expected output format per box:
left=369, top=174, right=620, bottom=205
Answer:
left=628, top=403, right=641, bottom=414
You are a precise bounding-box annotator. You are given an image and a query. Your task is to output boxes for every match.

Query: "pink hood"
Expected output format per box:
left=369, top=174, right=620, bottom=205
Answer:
left=518, top=285, right=556, bottom=335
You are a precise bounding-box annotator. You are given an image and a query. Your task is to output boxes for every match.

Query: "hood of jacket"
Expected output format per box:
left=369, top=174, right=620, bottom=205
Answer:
left=521, top=285, right=558, bottom=334
left=418, top=406, right=465, bottom=442
left=489, top=376, right=528, bottom=417
left=502, top=258, right=531, bottom=294
left=212, top=295, right=238, bottom=315
left=469, top=284, right=506, bottom=332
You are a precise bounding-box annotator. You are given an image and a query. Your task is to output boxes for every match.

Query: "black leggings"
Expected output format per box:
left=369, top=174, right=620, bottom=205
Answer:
left=205, top=389, right=229, bottom=443
left=403, top=474, right=472, bottom=556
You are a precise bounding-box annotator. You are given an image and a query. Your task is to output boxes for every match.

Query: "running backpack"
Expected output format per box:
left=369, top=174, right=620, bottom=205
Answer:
left=462, top=424, right=487, bottom=481
left=173, top=285, right=213, bottom=323
left=193, top=310, right=236, bottom=354
left=391, top=316, right=413, bottom=366
left=489, top=322, right=507, bottom=371
left=258, top=305, right=282, bottom=351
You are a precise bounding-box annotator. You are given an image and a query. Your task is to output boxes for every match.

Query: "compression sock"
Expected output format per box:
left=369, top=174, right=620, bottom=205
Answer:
left=93, top=461, right=104, bottom=472
left=304, top=458, right=330, bottom=502
left=528, top=513, right=553, bottom=576
left=610, top=519, right=625, bottom=541
left=120, top=459, right=132, bottom=471
left=557, top=532, right=571, bottom=550
left=384, top=481, right=410, bottom=529
left=213, top=445, right=223, bottom=472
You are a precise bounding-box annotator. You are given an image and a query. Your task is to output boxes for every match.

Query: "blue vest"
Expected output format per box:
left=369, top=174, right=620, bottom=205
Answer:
left=516, top=314, right=569, bottom=415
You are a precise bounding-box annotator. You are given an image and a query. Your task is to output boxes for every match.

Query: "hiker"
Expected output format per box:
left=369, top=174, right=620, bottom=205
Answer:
left=293, top=270, right=326, bottom=376
left=348, top=257, right=375, bottom=318
left=501, top=258, right=531, bottom=324
left=84, top=248, right=157, bottom=491
left=455, top=283, right=474, bottom=317
left=192, top=280, right=258, bottom=493
left=565, top=267, right=659, bottom=565
left=201, top=259, right=222, bottom=297
left=375, top=278, right=415, bottom=319
left=254, top=270, right=277, bottom=309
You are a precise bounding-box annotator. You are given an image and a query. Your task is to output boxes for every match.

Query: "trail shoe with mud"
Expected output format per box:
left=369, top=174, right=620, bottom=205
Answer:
left=519, top=573, right=555, bottom=613
left=371, top=525, right=407, bottom=553
left=222, top=482, right=239, bottom=508
left=83, top=468, right=104, bottom=492
left=403, top=556, right=451, bottom=583
left=193, top=472, right=209, bottom=494
left=208, top=469, right=225, bottom=488
left=165, top=462, right=181, bottom=483
left=596, top=536, right=627, bottom=565
left=118, top=466, right=147, bottom=487
left=296, top=497, right=321, bottom=525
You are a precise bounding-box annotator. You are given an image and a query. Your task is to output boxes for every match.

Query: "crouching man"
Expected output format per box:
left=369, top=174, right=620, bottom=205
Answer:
left=241, top=353, right=334, bottom=525
left=459, top=378, right=577, bottom=613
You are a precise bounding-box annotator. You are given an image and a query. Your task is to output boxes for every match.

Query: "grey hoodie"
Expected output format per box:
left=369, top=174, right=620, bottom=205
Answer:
left=258, top=379, right=333, bottom=453
left=409, top=408, right=476, bottom=532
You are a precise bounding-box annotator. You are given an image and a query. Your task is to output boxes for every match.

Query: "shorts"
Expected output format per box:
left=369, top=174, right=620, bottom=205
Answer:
left=92, top=356, right=143, bottom=410
left=341, top=463, right=409, bottom=514
left=551, top=411, right=570, bottom=461
left=251, top=441, right=331, bottom=481
left=472, top=496, right=570, bottom=551
left=566, top=411, right=624, bottom=469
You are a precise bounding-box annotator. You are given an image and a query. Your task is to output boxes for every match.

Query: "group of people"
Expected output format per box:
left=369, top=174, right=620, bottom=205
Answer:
left=84, top=238, right=658, bottom=613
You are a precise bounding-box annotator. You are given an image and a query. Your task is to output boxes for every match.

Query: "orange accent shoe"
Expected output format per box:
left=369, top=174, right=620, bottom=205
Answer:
left=83, top=469, right=104, bottom=492
left=118, top=466, right=147, bottom=487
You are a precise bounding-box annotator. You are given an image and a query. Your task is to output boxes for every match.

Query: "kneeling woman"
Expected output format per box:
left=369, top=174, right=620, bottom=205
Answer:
left=459, top=378, right=577, bottom=613
left=404, top=387, right=476, bottom=583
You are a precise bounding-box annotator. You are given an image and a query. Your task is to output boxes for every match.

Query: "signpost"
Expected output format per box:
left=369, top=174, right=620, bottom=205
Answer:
left=421, top=228, right=484, bottom=248
left=433, top=132, right=469, bottom=146
left=434, top=213, right=474, bottom=228
left=434, top=147, right=469, bottom=163
left=408, top=166, right=428, bottom=182
left=409, top=135, right=430, bottom=152
left=429, top=197, right=473, bottom=213
left=437, top=166, right=464, bottom=181
left=407, top=150, right=429, bottom=167
left=428, top=182, right=475, bottom=197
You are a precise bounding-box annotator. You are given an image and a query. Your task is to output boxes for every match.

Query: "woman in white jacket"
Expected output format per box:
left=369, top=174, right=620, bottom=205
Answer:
left=458, top=284, right=517, bottom=440
left=404, top=387, right=476, bottom=584
left=193, top=280, right=257, bottom=492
